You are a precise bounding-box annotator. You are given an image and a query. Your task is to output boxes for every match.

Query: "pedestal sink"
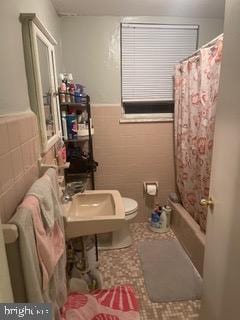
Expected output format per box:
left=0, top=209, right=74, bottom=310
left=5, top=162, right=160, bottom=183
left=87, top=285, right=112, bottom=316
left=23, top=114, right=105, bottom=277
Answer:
left=62, top=190, right=125, bottom=239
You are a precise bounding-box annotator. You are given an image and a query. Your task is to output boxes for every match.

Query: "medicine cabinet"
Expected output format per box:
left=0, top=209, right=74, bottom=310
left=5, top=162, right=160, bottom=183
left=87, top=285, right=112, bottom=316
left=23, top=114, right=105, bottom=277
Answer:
left=20, top=14, right=61, bottom=154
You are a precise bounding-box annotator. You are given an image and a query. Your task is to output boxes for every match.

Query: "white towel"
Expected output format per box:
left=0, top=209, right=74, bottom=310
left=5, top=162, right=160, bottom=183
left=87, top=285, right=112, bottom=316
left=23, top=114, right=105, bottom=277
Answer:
left=45, top=168, right=60, bottom=198
left=27, top=170, right=61, bottom=231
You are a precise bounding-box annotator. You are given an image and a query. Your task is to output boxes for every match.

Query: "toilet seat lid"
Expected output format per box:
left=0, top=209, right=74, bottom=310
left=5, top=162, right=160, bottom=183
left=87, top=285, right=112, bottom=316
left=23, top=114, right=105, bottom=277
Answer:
left=123, top=197, right=138, bottom=215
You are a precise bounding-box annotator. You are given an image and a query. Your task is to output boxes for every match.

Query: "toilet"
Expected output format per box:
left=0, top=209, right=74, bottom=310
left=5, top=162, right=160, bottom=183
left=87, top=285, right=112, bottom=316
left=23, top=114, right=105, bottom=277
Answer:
left=98, top=197, right=138, bottom=250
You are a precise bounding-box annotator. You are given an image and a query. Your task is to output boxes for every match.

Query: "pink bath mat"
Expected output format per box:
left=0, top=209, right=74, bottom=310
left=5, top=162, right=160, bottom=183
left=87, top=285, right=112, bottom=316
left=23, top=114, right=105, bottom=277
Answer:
left=61, top=285, right=140, bottom=320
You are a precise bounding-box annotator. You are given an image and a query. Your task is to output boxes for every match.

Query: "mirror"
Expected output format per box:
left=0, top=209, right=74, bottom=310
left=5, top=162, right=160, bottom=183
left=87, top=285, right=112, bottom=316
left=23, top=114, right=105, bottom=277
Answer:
left=20, top=14, right=61, bottom=154
left=36, top=37, right=56, bottom=140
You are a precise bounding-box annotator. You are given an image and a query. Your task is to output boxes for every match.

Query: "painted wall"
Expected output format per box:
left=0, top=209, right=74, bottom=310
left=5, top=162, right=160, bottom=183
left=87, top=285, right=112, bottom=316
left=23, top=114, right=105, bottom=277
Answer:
left=61, top=16, right=224, bottom=104
left=0, top=0, right=62, bottom=115
left=200, top=0, right=240, bottom=319
left=92, top=106, right=175, bottom=222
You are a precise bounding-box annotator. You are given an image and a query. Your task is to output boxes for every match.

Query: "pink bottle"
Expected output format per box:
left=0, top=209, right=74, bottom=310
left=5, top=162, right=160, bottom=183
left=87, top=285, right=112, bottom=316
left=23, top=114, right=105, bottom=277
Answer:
left=59, top=82, right=66, bottom=103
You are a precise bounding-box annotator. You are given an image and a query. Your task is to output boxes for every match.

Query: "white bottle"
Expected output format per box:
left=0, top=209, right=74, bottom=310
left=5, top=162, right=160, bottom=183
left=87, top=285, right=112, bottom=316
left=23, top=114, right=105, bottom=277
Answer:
left=61, top=111, right=68, bottom=140
left=162, top=206, right=172, bottom=228
left=160, top=211, right=167, bottom=229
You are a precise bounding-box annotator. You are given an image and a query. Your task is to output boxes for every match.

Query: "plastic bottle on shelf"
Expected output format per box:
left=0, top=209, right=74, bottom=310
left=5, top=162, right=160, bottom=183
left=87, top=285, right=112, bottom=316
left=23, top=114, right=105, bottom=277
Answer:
left=74, top=84, right=86, bottom=104
left=66, top=114, right=78, bottom=140
left=77, top=111, right=87, bottom=136
left=59, top=82, right=66, bottom=103
left=74, top=84, right=82, bottom=103
left=65, top=86, right=71, bottom=103
left=70, top=83, right=75, bottom=102
left=81, top=89, right=87, bottom=105
left=67, top=73, right=73, bottom=82
left=81, top=110, right=88, bottom=129
left=61, top=111, right=68, bottom=140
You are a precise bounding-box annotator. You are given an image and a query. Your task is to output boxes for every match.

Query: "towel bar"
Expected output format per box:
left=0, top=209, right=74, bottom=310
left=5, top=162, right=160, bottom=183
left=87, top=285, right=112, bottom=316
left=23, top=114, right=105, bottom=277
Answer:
left=2, top=224, right=18, bottom=244
left=38, top=158, right=69, bottom=176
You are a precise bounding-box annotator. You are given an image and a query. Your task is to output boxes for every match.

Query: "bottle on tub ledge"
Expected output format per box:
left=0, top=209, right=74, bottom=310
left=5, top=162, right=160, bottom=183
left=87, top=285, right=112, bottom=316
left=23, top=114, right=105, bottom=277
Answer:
left=149, top=204, right=172, bottom=233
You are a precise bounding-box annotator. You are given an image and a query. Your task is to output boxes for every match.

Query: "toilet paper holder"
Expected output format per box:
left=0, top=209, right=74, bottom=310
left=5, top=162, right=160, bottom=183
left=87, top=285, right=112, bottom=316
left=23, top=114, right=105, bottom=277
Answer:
left=143, top=181, right=158, bottom=195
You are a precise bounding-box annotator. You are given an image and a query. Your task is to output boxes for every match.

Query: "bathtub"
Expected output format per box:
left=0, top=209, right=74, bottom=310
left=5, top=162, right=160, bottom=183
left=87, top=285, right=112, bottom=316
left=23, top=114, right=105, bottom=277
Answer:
left=168, top=199, right=206, bottom=277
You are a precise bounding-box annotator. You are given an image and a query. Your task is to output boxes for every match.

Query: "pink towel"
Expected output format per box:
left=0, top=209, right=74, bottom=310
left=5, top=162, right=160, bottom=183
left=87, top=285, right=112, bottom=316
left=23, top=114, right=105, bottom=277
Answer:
left=20, top=195, right=65, bottom=291
left=61, top=285, right=140, bottom=320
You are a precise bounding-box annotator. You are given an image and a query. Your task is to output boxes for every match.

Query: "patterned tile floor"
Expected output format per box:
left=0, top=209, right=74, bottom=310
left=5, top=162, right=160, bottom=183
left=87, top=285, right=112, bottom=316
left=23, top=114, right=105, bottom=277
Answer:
left=99, top=222, right=201, bottom=320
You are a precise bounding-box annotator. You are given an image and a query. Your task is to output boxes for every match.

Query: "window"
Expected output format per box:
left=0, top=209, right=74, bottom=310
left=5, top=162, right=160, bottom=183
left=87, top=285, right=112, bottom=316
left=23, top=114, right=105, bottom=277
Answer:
left=121, top=23, right=198, bottom=118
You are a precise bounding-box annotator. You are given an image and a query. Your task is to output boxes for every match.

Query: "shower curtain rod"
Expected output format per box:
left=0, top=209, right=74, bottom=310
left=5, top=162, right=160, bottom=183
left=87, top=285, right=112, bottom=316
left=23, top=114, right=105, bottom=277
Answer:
left=179, top=33, right=223, bottom=63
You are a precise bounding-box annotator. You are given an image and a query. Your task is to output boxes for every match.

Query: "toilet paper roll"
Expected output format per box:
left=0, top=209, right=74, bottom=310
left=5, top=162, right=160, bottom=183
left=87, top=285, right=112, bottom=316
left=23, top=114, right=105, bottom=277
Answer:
left=146, top=184, right=157, bottom=196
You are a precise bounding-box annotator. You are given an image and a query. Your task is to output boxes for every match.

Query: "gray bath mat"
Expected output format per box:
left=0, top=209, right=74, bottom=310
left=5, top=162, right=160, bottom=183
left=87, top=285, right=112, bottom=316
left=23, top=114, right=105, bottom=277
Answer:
left=138, top=239, right=202, bottom=302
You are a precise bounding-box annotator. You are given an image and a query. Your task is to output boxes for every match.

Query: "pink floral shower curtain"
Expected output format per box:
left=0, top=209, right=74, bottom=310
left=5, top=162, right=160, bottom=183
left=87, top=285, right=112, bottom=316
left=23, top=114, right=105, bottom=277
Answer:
left=174, top=37, right=223, bottom=232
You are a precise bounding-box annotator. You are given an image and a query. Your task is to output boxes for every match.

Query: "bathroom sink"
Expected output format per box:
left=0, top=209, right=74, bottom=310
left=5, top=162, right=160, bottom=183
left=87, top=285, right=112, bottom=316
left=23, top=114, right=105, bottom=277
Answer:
left=62, top=190, right=125, bottom=238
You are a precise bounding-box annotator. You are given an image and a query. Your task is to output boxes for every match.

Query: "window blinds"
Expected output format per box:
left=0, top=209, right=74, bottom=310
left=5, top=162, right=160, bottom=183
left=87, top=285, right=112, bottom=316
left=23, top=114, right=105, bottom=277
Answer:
left=121, top=24, right=198, bottom=102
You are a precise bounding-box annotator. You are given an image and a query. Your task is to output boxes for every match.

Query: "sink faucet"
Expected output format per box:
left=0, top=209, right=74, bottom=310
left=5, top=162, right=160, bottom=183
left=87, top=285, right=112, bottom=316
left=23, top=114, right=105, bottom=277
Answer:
left=61, top=182, right=86, bottom=203
left=62, top=185, right=75, bottom=203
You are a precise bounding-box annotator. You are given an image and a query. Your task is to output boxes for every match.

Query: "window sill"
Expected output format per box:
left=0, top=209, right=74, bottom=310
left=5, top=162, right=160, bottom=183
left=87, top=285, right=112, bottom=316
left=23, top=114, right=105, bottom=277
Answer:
left=119, top=116, right=173, bottom=124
